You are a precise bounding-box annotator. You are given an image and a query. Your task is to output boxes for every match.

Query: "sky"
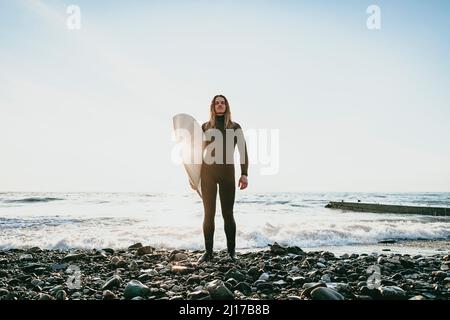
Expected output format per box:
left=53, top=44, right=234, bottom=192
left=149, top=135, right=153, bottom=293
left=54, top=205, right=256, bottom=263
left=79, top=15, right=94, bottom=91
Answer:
left=1, top=0, right=449, bottom=193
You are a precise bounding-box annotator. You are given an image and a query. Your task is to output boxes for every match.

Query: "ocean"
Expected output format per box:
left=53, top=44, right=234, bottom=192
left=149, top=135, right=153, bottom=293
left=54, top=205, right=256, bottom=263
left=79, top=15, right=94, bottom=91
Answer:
left=0, top=192, right=449, bottom=254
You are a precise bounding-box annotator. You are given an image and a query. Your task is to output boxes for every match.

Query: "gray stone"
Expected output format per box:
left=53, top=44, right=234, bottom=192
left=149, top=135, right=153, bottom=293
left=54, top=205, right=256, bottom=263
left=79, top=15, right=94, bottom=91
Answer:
left=136, top=246, right=154, bottom=256
left=71, top=292, right=82, bottom=299
left=310, top=287, right=345, bottom=300
left=0, top=289, right=9, bottom=296
left=321, top=274, right=332, bottom=283
left=206, top=279, right=234, bottom=300
left=273, top=279, right=287, bottom=286
left=379, top=286, right=406, bottom=299
left=256, top=282, right=273, bottom=291
left=258, top=273, right=270, bottom=281
left=171, top=265, right=194, bottom=274
left=124, top=280, right=150, bottom=299
left=62, top=252, right=85, bottom=262
left=172, top=253, right=188, bottom=261
left=19, top=254, right=34, bottom=261
left=31, top=279, right=45, bottom=287
left=51, top=263, right=68, bottom=271
left=409, top=295, right=426, bottom=300
left=225, top=269, right=246, bottom=282
left=103, top=290, right=117, bottom=300
left=235, top=282, right=252, bottom=295
left=270, top=242, right=288, bottom=255
left=128, top=243, right=143, bottom=250
left=248, top=266, right=261, bottom=279
left=187, top=290, right=210, bottom=300
left=55, top=290, right=67, bottom=300
left=38, top=293, right=53, bottom=300
left=187, top=275, right=202, bottom=285
left=102, top=275, right=122, bottom=290
left=289, top=276, right=306, bottom=285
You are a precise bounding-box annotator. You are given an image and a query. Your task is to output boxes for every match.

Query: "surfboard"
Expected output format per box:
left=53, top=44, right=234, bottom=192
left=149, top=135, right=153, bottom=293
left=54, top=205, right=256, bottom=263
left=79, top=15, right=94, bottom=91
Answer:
left=172, top=113, right=203, bottom=198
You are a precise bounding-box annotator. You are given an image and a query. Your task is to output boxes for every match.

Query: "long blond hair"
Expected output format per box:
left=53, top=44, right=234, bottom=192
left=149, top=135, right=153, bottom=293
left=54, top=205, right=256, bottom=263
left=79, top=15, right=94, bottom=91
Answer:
left=206, top=95, right=233, bottom=129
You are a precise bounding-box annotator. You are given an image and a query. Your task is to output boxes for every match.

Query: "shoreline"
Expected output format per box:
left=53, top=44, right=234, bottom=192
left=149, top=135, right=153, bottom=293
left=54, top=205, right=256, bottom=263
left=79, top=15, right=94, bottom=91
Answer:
left=0, top=242, right=449, bottom=300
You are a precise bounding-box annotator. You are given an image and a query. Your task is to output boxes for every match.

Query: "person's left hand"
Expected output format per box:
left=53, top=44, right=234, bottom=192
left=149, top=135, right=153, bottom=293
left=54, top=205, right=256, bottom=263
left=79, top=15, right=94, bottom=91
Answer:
left=238, top=175, right=248, bottom=190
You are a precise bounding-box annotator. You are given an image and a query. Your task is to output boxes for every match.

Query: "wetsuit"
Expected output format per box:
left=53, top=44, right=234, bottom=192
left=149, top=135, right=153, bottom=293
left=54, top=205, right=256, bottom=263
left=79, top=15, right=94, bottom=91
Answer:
left=201, top=115, right=248, bottom=255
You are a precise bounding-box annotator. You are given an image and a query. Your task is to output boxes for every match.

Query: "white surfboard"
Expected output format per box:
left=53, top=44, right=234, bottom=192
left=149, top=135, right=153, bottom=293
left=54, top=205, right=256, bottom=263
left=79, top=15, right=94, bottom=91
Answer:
left=173, top=113, right=204, bottom=198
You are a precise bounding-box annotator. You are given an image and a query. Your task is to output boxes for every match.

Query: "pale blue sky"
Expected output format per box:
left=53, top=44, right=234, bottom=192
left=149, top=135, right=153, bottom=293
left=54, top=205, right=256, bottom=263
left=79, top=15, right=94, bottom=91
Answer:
left=1, top=0, right=449, bottom=192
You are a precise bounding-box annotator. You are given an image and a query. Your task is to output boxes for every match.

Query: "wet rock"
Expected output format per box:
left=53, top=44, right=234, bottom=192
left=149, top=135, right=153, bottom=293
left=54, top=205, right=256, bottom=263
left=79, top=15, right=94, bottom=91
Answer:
left=124, top=280, right=150, bottom=299
left=110, top=256, right=127, bottom=268
left=301, top=282, right=327, bottom=298
left=235, top=282, right=252, bottom=295
left=102, top=275, right=122, bottom=290
left=38, top=293, right=53, bottom=300
left=409, top=295, right=426, bottom=300
left=55, top=290, right=67, bottom=300
left=22, top=263, right=48, bottom=274
left=269, top=242, right=288, bottom=255
left=258, top=273, right=270, bottom=281
left=320, top=274, right=332, bottom=283
left=51, top=263, right=68, bottom=271
left=19, top=254, right=34, bottom=261
left=311, top=287, right=345, bottom=300
left=256, top=282, right=273, bottom=292
left=71, top=292, right=82, bottom=299
left=273, top=279, right=287, bottom=286
left=289, top=276, right=306, bottom=285
left=316, top=262, right=326, bottom=269
left=206, top=279, right=234, bottom=300
left=0, top=289, right=10, bottom=297
left=187, top=290, right=210, bottom=300
left=379, top=286, right=406, bottom=300
left=128, top=243, right=143, bottom=250
left=187, top=275, right=202, bottom=285
left=431, top=271, right=447, bottom=279
left=171, top=265, right=194, bottom=274
left=136, top=246, right=154, bottom=256
left=248, top=267, right=262, bottom=280
left=169, top=251, right=189, bottom=261
left=225, top=269, right=246, bottom=282
left=102, top=248, right=115, bottom=254
left=103, top=290, right=117, bottom=300
left=62, top=252, right=85, bottom=262
left=287, top=246, right=304, bottom=255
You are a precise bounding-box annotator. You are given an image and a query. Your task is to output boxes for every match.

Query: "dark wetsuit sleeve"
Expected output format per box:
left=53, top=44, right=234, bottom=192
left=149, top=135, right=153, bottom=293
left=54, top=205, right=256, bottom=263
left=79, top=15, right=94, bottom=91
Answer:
left=234, top=123, right=249, bottom=177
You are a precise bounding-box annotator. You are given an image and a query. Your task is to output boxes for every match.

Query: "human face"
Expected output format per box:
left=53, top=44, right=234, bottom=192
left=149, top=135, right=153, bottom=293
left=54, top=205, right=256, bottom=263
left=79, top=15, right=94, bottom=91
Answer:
left=214, top=97, right=226, bottom=115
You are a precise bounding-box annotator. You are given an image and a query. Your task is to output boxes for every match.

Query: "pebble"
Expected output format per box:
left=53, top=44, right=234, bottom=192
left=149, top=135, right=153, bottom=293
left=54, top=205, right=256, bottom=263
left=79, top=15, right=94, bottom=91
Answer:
left=103, top=290, right=117, bottom=300
left=136, top=246, right=154, bottom=256
left=206, top=279, right=234, bottom=300
left=102, top=275, right=122, bottom=290
left=379, top=286, right=406, bottom=299
left=123, top=280, right=150, bottom=299
left=0, top=243, right=448, bottom=300
left=310, top=287, right=345, bottom=300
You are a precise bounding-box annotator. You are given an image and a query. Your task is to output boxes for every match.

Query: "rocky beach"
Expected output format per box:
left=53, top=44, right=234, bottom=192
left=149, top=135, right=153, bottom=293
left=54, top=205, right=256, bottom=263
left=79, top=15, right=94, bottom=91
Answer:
left=0, top=242, right=449, bottom=300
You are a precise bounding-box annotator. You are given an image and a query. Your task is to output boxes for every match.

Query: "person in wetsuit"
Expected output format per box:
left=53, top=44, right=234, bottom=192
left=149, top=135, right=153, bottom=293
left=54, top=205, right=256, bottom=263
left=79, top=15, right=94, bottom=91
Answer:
left=197, top=95, right=248, bottom=263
